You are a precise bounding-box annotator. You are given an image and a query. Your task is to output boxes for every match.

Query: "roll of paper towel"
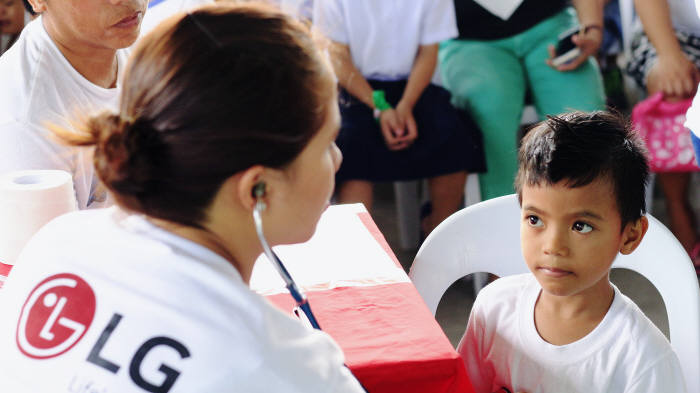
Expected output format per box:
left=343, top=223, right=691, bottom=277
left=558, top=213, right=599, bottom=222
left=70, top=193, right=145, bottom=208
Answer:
left=0, top=170, right=77, bottom=283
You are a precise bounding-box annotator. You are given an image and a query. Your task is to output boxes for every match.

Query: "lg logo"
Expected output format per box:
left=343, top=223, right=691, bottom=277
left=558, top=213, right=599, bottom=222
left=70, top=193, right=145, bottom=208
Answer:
left=16, top=273, right=190, bottom=393
left=87, top=313, right=191, bottom=393
left=16, top=273, right=95, bottom=359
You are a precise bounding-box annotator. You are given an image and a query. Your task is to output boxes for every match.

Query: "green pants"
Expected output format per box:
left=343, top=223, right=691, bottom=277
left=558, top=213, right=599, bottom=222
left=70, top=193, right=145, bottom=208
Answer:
left=439, top=8, right=605, bottom=200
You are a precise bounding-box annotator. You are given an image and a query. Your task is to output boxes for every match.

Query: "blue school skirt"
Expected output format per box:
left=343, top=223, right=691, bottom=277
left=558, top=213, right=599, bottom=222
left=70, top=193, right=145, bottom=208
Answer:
left=336, top=80, right=486, bottom=182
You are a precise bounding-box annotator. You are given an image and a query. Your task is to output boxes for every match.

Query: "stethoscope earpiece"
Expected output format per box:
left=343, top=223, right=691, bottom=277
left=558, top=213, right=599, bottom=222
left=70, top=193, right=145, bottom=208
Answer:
left=253, top=182, right=266, bottom=199
left=253, top=182, right=267, bottom=212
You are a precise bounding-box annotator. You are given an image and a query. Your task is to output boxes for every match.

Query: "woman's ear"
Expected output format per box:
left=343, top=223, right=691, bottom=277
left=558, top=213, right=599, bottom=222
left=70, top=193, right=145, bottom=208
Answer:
left=620, top=216, right=649, bottom=255
left=234, top=166, right=266, bottom=212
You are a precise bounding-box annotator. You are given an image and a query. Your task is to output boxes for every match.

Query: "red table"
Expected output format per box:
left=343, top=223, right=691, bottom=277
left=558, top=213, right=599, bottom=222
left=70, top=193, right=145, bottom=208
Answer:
left=251, top=204, right=474, bottom=393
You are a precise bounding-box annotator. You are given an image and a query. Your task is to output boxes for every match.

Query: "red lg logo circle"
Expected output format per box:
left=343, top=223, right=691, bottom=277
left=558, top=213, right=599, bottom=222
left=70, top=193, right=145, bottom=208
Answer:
left=16, top=273, right=96, bottom=359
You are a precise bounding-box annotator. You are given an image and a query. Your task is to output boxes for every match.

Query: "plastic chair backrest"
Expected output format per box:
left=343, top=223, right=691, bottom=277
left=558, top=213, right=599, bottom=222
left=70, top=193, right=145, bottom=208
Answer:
left=409, top=194, right=700, bottom=393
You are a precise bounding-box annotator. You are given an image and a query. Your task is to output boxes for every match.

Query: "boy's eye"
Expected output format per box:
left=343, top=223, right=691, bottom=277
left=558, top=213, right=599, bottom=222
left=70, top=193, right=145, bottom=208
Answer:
left=527, top=215, right=543, bottom=227
left=572, top=221, right=593, bottom=233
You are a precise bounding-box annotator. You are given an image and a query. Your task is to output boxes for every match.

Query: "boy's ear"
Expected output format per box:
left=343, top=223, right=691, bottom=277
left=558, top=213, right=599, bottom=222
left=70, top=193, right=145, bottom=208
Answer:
left=619, top=216, right=649, bottom=255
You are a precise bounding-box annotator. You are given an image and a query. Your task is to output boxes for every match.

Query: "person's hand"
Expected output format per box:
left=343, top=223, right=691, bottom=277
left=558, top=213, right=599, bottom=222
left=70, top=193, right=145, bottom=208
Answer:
left=378, top=109, right=411, bottom=151
left=394, top=100, right=418, bottom=146
left=547, top=26, right=603, bottom=72
left=647, top=52, right=700, bottom=101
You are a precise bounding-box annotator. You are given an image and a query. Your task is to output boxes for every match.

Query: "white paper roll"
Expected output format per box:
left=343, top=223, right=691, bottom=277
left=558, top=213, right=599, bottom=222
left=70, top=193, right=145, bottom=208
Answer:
left=0, top=170, right=77, bottom=267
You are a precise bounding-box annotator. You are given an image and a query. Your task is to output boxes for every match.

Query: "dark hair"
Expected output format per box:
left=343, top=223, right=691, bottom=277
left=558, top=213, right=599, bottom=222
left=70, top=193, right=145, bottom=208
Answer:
left=22, top=0, right=36, bottom=16
left=514, top=111, right=649, bottom=228
left=62, top=3, right=334, bottom=227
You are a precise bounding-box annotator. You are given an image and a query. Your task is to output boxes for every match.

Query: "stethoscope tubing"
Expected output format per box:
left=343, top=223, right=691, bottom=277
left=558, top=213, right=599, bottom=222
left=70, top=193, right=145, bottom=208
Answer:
left=252, top=199, right=368, bottom=392
left=253, top=201, right=321, bottom=330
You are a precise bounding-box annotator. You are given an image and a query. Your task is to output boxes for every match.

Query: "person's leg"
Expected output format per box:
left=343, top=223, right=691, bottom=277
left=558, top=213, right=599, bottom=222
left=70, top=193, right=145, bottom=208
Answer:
left=647, top=62, right=698, bottom=258
left=424, top=171, right=467, bottom=235
left=439, top=39, right=526, bottom=200
left=522, top=8, right=606, bottom=118
left=656, top=172, right=698, bottom=254
left=337, top=180, right=373, bottom=210
left=637, top=30, right=700, bottom=259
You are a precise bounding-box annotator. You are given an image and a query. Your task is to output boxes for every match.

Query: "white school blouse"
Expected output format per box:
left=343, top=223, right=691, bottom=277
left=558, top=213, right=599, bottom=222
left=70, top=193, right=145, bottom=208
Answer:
left=313, top=0, right=458, bottom=81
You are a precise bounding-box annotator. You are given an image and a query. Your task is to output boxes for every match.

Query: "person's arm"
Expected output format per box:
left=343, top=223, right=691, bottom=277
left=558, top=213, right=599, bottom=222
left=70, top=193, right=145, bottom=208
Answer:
left=547, top=0, right=604, bottom=71
left=327, top=41, right=411, bottom=151
left=457, top=296, right=495, bottom=393
left=394, top=43, right=439, bottom=147
left=633, top=0, right=700, bottom=99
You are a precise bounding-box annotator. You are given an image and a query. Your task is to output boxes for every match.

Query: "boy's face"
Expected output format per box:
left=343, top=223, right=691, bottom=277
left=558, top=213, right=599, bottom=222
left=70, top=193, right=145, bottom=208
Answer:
left=520, top=179, right=647, bottom=298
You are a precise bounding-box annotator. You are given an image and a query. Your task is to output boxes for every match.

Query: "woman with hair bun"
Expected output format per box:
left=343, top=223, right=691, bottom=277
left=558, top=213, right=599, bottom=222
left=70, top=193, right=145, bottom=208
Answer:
left=0, top=3, right=365, bottom=392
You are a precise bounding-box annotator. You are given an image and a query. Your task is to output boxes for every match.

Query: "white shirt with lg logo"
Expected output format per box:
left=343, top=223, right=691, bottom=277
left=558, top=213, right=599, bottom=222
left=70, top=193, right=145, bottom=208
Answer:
left=0, top=208, right=364, bottom=393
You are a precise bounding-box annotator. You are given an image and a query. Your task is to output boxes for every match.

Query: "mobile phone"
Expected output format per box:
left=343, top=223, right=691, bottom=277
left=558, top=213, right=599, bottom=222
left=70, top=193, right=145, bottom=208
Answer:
left=551, top=26, right=581, bottom=67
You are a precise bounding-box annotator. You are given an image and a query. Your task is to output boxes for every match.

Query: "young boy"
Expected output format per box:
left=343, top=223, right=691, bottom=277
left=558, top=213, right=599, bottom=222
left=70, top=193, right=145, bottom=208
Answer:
left=459, top=111, right=687, bottom=393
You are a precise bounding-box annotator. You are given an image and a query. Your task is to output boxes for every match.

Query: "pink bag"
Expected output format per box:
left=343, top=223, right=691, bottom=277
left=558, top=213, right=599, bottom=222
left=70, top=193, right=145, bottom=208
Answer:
left=631, top=92, right=700, bottom=172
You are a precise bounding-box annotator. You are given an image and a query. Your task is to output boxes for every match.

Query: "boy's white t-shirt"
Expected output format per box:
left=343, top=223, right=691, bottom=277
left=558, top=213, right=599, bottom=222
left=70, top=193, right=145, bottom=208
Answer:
left=0, top=17, right=126, bottom=209
left=0, top=207, right=365, bottom=392
left=459, top=274, right=686, bottom=393
left=313, top=0, right=457, bottom=81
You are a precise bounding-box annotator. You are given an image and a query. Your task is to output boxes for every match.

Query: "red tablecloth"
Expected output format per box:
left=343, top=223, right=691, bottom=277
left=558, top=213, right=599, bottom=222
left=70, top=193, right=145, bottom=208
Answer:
left=261, top=206, right=474, bottom=393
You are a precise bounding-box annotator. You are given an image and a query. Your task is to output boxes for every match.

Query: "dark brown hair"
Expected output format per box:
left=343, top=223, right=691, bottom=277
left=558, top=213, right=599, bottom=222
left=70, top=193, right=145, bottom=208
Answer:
left=64, top=3, right=334, bottom=226
left=515, top=111, right=649, bottom=228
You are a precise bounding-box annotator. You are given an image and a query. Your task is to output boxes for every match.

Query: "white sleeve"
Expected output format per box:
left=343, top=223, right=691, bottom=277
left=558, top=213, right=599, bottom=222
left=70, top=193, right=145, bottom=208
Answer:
left=0, top=120, right=74, bottom=174
left=312, top=0, right=348, bottom=44
left=624, top=351, right=687, bottom=393
left=457, top=295, right=494, bottom=393
left=420, top=0, right=458, bottom=45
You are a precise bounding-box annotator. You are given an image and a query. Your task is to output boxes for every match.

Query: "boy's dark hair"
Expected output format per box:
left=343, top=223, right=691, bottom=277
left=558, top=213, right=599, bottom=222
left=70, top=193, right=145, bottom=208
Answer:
left=515, top=111, right=649, bottom=228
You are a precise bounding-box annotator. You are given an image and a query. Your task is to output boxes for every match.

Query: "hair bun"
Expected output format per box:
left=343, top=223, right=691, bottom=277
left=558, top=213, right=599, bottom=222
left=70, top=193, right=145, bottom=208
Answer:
left=91, top=113, right=161, bottom=200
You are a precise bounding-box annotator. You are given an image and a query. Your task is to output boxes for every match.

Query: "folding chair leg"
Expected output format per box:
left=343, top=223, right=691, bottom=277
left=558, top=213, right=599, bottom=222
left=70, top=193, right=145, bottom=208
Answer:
left=394, top=181, right=421, bottom=249
left=464, top=174, right=481, bottom=207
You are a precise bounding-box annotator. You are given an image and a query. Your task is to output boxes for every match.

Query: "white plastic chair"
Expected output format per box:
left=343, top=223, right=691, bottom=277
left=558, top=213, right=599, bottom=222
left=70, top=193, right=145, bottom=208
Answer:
left=409, top=194, right=700, bottom=393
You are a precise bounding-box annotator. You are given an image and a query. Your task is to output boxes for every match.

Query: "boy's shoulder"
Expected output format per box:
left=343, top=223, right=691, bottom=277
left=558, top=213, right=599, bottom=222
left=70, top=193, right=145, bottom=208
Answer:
left=609, top=287, right=674, bottom=354
left=600, top=287, right=684, bottom=388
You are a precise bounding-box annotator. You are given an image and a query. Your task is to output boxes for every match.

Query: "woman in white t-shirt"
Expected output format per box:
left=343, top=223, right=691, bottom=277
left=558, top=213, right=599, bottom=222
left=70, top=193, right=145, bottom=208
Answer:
left=0, top=3, right=365, bottom=392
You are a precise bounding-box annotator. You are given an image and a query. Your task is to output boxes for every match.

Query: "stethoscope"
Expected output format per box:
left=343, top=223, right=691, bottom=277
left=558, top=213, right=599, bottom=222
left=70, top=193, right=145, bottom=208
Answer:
left=252, top=182, right=321, bottom=330
left=252, top=183, right=368, bottom=392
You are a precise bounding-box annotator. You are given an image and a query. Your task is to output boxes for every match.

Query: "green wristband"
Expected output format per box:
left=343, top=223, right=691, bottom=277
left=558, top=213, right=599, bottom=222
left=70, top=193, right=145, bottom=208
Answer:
left=372, top=90, right=392, bottom=120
